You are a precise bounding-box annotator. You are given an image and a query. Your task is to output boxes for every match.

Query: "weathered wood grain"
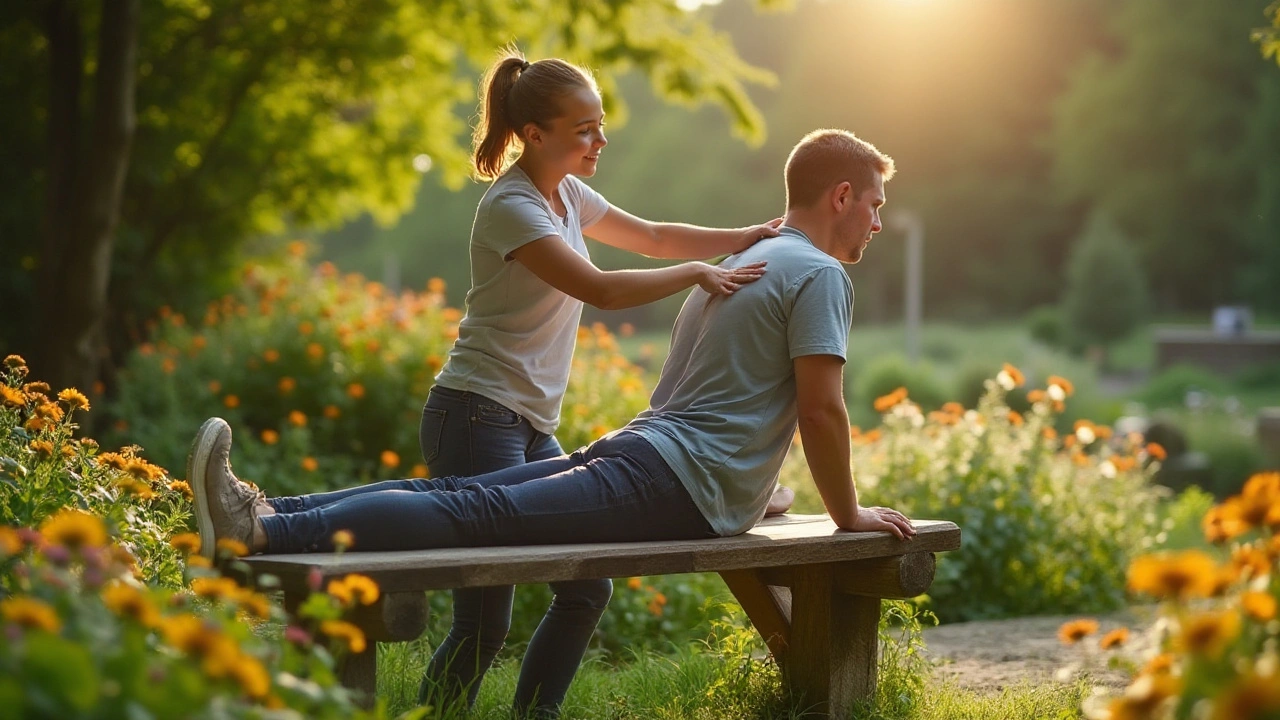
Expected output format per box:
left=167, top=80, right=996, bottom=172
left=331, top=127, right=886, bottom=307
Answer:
left=242, top=515, right=960, bottom=592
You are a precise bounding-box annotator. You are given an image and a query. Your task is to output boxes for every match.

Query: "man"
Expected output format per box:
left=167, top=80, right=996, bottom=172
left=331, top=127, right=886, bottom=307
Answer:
left=188, top=127, right=913, bottom=710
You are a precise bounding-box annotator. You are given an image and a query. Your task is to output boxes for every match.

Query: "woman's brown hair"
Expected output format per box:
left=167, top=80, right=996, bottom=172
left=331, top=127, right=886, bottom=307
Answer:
left=472, top=49, right=599, bottom=181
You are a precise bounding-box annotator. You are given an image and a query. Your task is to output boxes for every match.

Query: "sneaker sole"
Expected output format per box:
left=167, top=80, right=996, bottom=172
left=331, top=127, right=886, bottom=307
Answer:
left=186, top=417, right=227, bottom=560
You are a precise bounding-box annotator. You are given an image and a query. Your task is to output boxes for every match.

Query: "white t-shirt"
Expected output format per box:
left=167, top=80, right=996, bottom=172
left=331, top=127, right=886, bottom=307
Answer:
left=435, top=165, right=610, bottom=434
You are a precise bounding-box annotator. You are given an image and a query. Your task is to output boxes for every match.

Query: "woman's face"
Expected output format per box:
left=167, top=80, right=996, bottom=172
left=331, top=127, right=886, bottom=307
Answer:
left=525, top=87, right=607, bottom=177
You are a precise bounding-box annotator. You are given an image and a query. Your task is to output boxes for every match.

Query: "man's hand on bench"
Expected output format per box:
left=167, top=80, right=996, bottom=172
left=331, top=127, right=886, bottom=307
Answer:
left=847, top=505, right=916, bottom=540
left=765, top=484, right=795, bottom=516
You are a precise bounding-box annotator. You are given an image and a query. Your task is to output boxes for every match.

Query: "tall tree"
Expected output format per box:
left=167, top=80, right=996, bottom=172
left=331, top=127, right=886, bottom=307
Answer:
left=1052, top=0, right=1280, bottom=312
left=1, top=0, right=776, bottom=394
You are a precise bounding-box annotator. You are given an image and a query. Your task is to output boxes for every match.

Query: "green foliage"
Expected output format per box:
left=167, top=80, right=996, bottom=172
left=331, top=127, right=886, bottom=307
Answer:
left=1140, top=365, right=1232, bottom=410
left=853, top=354, right=949, bottom=416
left=1026, top=305, right=1066, bottom=349
left=791, top=372, right=1169, bottom=623
left=1153, top=485, right=1217, bottom=551
left=0, top=358, right=189, bottom=589
left=1052, top=0, right=1280, bottom=312
left=105, top=248, right=651, bottom=498
left=1256, top=1, right=1280, bottom=66
left=1, top=0, right=776, bottom=364
left=1184, top=414, right=1267, bottom=498
left=1060, top=211, right=1149, bottom=349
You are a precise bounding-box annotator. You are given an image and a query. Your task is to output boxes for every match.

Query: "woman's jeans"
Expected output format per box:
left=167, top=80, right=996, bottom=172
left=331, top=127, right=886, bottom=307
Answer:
left=260, top=386, right=714, bottom=716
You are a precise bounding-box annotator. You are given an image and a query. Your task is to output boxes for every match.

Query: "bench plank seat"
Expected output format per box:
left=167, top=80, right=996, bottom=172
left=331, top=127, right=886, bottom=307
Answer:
left=241, top=514, right=961, bottom=717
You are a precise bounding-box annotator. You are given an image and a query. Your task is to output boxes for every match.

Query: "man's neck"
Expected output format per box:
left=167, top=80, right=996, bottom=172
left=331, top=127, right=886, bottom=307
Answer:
left=781, top=211, right=837, bottom=257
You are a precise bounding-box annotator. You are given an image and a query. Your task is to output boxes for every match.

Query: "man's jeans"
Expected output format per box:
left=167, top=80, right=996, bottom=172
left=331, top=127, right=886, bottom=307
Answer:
left=261, top=386, right=714, bottom=716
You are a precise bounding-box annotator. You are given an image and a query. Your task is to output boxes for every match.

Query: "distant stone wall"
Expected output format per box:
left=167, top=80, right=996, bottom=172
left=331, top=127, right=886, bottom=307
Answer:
left=1154, top=327, right=1280, bottom=375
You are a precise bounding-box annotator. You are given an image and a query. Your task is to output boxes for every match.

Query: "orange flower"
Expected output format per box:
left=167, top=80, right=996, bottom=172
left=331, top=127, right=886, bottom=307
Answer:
left=427, top=277, right=446, bottom=294
left=1241, top=591, right=1277, bottom=622
left=331, top=530, right=355, bottom=551
left=1211, top=672, right=1280, bottom=720
left=1001, top=363, right=1025, bottom=387
left=301, top=457, right=318, bottom=472
left=1026, top=389, right=1045, bottom=403
left=346, top=383, right=365, bottom=400
left=169, top=533, right=201, bottom=554
left=410, top=463, right=428, bottom=478
left=307, top=343, right=324, bottom=360
left=1046, top=375, right=1074, bottom=396
left=1127, top=550, right=1218, bottom=601
left=223, top=394, right=240, bottom=409
left=216, top=538, right=250, bottom=558
left=873, top=387, right=908, bottom=413
left=1057, top=618, right=1098, bottom=645
left=1007, top=410, right=1024, bottom=426
left=1099, top=627, right=1129, bottom=650
left=263, top=349, right=280, bottom=363
left=627, top=577, right=643, bottom=591
left=168, top=480, right=193, bottom=500
left=320, top=620, right=366, bottom=653
left=298, top=321, right=314, bottom=335
left=323, top=405, right=341, bottom=419
left=40, top=509, right=108, bottom=550
left=1177, top=610, right=1240, bottom=658
left=1, top=597, right=61, bottom=633
left=0, top=385, right=25, bottom=407
left=278, top=377, right=296, bottom=394
left=380, top=450, right=399, bottom=468
left=260, top=429, right=279, bottom=445
left=288, top=410, right=306, bottom=427
left=1145, top=443, right=1167, bottom=461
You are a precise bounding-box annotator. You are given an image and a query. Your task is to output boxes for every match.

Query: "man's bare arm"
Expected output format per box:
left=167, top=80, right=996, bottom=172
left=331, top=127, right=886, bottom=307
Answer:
left=793, top=354, right=916, bottom=539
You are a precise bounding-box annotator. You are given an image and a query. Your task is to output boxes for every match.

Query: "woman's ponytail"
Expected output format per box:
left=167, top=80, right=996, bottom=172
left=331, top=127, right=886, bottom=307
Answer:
left=471, top=49, right=599, bottom=181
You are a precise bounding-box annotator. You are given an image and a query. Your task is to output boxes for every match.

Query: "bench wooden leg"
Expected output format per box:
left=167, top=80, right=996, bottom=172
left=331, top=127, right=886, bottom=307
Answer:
left=283, top=588, right=429, bottom=706
left=788, top=566, right=880, bottom=717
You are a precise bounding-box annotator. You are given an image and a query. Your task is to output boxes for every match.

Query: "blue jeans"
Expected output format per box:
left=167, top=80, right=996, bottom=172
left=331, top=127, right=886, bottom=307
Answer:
left=261, top=386, right=714, bottom=716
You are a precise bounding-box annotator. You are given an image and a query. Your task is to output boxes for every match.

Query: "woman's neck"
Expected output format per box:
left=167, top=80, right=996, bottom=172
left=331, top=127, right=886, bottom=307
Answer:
left=514, top=155, right=566, bottom=205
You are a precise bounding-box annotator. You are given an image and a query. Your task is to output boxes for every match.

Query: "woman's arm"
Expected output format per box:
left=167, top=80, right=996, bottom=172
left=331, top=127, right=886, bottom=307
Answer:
left=585, top=205, right=782, bottom=260
left=510, top=235, right=766, bottom=311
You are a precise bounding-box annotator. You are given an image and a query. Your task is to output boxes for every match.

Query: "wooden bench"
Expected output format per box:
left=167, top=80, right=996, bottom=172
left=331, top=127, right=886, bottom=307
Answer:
left=242, top=514, right=961, bottom=717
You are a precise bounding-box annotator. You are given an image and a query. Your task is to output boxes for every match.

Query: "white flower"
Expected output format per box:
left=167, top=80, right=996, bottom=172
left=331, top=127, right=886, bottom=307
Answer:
left=996, top=370, right=1015, bottom=391
left=1099, top=460, right=1116, bottom=478
left=1047, top=384, right=1066, bottom=402
left=1076, top=426, right=1096, bottom=445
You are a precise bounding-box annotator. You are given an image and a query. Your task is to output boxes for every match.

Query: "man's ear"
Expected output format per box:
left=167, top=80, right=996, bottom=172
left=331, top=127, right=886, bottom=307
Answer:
left=830, top=181, right=853, bottom=212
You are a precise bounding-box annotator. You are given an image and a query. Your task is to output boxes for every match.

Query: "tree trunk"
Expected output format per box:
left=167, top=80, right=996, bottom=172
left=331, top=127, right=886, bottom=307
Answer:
left=36, top=0, right=139, bottom=394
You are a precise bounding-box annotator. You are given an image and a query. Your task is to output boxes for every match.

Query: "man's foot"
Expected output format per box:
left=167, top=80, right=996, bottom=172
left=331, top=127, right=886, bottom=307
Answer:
left=187, top=417, right=269, bottom=559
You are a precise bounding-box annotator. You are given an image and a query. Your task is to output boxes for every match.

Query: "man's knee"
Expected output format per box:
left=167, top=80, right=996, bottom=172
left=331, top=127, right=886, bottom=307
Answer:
left=552, top=578, right=613, bottom=611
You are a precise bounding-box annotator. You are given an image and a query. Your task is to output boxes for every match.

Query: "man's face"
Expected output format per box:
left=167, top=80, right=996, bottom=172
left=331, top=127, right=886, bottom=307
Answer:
left=839, top=172, right=885, bottom=264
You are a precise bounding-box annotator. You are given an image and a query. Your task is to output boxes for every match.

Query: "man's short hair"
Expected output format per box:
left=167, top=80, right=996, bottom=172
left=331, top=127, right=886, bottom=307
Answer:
left=784, top=129, right=895, bottom=210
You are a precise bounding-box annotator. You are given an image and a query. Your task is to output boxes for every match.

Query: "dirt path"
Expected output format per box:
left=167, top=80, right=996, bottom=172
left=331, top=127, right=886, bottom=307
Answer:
left=920, top=608, right=1160, bottom=693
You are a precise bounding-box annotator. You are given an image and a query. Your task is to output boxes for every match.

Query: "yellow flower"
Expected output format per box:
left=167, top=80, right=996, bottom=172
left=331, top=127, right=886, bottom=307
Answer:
left=1241, top=591, right=1277, bottom=622
left=1108, top=674, right=1180, bottom=720
left=288, top=410, right=306, bottom=427
left=169, top=532, right=201, bottom=554
left=228, top=654, right=271, bottom=699
left=29, top=440, right=54, bottom=458
left=191, top=576, right=241, bottom=601
left=234, top=588, right=272, bottom=621
left=1057, top=618, right=1098, bottom=645
left=380, top=450, right=399, bottom=468
left=1, top=597, right=62, bottom=633
left=427, top=277, right=446, bottom=294
left=320, top=620, right=367, bottom=653
left=341, top=574, right=379, bottom=605
left=326, top=578, right=354, bottom=606
left=3, top=354, right=27, bottom=370
left=186, top=555, right=212, bottom=568
left=160, top=614, right=240, bottom=675
left=331, top=530, right=355, bottom=551
left=216, top=538, right=250, bottom=558
left=35, top=401, right=64, bottom=423
left=102, top=583, right=160, bottom=627
left=23, top=381, right=51, bottom=397
left=0, top=385, right=26, bottom=407
left=1099, top=627, right=1129, bottom=650
left=1211, top=671, right=1280, bottom=720
left=40, top=509, right=108, bottom=550
left=1177, top=610, right=1241, bottom=658
left=260, top=429, right=279, bottom=445
left=0, top=527, right=24, bottom=556
left=1127, top=550, right=1217, bottom=601
left=125, top=458, right=164, bottom=482
left=168, top=480, right=193, bottom=500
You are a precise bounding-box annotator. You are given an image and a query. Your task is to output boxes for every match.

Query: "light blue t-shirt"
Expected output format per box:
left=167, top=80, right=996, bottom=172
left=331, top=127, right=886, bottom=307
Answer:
left=435, top=165, right=609, bottom=434
left=625, top=228, right=854, bottom=536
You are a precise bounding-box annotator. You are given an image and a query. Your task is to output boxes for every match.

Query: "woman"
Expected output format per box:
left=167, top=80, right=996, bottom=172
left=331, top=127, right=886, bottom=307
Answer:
left=415, top=51, right=781, bottom=716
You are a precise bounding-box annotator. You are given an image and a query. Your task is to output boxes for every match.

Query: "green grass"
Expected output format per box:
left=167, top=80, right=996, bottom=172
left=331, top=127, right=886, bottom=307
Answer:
left=372, top=637, right=1088, bottom=719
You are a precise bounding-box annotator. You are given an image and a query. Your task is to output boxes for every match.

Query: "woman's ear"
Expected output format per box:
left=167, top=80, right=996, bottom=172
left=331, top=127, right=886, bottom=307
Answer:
left=521, top=122, right=543, bottom=147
